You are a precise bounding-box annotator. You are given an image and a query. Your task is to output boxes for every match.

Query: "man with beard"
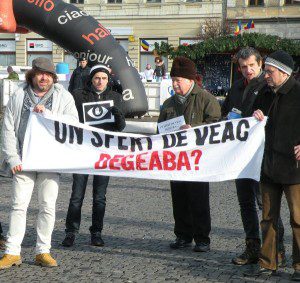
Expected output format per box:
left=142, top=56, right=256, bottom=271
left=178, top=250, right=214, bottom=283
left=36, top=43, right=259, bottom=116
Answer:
left=0, top=57, right=78, bottom=269
left=62, top=64, right=125, bottom=248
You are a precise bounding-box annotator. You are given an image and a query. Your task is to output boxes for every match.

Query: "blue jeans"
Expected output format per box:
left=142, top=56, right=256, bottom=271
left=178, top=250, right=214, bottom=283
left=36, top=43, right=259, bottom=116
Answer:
left=65, top=174, right=109, bottom=234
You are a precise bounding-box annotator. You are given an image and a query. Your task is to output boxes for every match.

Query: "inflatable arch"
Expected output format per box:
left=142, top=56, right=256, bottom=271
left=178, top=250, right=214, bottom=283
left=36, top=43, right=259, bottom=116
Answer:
left=0, top=0, right=148, bottom=117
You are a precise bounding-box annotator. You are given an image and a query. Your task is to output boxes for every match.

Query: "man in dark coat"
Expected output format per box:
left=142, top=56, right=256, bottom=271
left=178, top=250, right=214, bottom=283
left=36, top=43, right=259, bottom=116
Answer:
left=245, top=51, right=300, bottom=281
left=222, top=47, right=285, bottom=266
left=62, top=64, right=126, bottom=247
left=158, top=57, right=221, bottom=252
left=68, top=57, right=91, bottom=94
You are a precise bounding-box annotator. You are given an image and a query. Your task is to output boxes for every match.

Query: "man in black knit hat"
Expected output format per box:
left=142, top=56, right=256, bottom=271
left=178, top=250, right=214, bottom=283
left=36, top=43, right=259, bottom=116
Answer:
left=244, top=50, right=300, bottom=281
left=62, top=64, right=126, bottom=248
left=158, top=57, right=221, bottom=252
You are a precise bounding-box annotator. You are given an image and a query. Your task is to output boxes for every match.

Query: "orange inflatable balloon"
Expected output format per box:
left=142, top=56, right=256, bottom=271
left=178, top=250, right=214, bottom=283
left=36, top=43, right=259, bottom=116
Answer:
left=0, top=0, right=16, bottom=33
left=0, top=0, right=28, bottom=33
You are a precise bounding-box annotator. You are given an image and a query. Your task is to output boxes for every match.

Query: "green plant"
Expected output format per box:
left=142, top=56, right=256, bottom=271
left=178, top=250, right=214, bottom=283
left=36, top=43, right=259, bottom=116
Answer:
left=154, top=33, right=300, bottom=60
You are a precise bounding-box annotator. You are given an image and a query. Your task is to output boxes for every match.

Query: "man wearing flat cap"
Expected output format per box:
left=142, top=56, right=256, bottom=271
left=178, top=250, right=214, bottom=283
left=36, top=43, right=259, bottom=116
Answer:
left=0, top=57, right=78, bottom=269
left=62, top=64, right=126, bottom=248
left=245, top=50, right=300, bottom=281
left=68, top=57, right=91, bottom=94
left=158, top=56, right=221, bottom=252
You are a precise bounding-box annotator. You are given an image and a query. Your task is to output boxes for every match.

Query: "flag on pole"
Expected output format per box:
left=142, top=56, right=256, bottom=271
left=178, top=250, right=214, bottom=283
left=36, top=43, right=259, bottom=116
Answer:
left=234, top=20, right=242, bottom=36
left=244, top=19, right=255, bottom=30
left=141, top=39, right=150, bottom=51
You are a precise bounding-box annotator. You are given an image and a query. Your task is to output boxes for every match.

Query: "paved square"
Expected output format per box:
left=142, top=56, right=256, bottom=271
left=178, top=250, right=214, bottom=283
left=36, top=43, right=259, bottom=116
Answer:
left=0, top=175, right=294, bottom=282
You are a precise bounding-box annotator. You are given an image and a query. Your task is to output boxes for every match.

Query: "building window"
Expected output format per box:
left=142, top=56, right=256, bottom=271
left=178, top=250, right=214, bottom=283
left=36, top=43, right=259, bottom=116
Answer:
left=186, top=0, right=202, bottom=2
left=249, top=0, right=264, bottom=6
left=285, top=0, right=300, bottom=4
left=147, top=0, right=161, bottom=3
left=70, top=0, right=84, bottom=3
left=108, top=0, right=122, bottom=3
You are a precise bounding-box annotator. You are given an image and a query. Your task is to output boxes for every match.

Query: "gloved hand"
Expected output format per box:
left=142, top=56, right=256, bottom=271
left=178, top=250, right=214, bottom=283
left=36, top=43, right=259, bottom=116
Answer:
left=110, top=106, right=126, bottom=131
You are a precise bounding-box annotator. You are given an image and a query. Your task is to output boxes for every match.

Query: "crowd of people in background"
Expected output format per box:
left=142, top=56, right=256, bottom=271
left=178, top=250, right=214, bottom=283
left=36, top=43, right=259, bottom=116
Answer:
left=0, top=47, right=299, bottom=281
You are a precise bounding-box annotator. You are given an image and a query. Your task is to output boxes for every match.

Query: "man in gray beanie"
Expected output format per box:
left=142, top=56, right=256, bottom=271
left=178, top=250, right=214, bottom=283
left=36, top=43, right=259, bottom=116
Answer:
left=0, top=57, right=78, bottom=269
left=158, top=57, right=221, bottom=253
left=244, top=50, right=300, bottom=281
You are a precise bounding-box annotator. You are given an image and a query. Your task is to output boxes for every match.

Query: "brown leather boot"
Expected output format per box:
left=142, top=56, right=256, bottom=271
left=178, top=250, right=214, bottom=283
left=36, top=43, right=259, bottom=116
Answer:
left=232, top=239, right=261, bottom=265
left=35, top=253, right=58, bottom=267
left=0, top=254, right=22, bottom=269
left=0, top=234, right=6, bottom=250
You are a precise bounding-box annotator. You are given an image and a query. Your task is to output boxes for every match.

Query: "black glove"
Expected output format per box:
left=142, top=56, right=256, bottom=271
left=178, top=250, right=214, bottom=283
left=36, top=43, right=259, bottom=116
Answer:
left=110, top=106, right=126, bottom=131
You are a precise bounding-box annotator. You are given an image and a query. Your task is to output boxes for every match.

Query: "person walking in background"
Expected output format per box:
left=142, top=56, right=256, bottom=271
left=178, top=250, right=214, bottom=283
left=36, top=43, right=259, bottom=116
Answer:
left=68, top=57, right=91, bottom=94
left=158, top=56, right=221, bottom=253
left=144, top=63, right=154, bottom=82
left=0, top=57, right=78, bottom=269
left=62, top=64, right=126, bottom=248
left=153, top=56, right=166, bottom=82
left=6, top=66, right=19, bottom=80
left=221, top=47, right=285, bottom=266
left=244, top=50, right=300, bottom=281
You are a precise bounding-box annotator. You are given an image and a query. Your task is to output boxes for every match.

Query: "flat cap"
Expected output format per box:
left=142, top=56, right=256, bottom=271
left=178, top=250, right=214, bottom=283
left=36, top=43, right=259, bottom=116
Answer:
left=32, top=57, right=56, bottom=75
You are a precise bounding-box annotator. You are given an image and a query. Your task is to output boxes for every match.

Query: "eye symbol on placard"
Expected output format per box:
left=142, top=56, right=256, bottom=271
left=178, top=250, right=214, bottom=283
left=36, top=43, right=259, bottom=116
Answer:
left=87, top=106, right=108, bottom=120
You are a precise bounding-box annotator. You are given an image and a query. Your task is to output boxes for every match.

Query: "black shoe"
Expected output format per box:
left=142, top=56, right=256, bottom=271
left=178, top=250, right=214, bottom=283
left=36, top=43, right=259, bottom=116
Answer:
left=232, top=239, right=260, bottom=265
left=243, top=265, right=276, bottom=277
left=169, top=238, right=192, bottom=249
left=62, top=232, right=75, bottom=247
left=91, top=232, right=104, bottom=247
left=0, top=234, right=6, bottom=250
left=194, top=242, right=210, bottom=252
left=291, top=270, right=300, bottom=281
left=278, top=251, right=287, bottom=268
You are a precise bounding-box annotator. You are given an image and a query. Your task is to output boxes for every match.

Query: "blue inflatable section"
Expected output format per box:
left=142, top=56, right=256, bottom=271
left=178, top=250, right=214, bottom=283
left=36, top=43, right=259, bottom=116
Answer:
left=56, top=62, right=69, bottom=74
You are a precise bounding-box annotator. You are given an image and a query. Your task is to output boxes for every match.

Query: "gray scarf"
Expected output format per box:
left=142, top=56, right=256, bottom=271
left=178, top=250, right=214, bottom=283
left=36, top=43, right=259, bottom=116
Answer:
left=175, top=81, right=195, bottom=104
left=18, top=84, right=55, bottom=154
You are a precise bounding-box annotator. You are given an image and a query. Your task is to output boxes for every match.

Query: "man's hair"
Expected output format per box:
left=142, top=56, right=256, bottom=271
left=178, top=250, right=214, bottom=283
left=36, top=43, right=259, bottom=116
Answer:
left=7, top=66, right=13, bottom=73
left=236, top=47, right=262, bottom=65
left=25, top=68, right=58, bottom=87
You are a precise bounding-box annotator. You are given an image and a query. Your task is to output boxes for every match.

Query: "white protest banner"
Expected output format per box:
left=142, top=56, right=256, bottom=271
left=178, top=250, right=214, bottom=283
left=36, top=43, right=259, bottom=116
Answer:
left=22, top=113, right=266, bottom=182
left=158, top=116, right=185, bottom=134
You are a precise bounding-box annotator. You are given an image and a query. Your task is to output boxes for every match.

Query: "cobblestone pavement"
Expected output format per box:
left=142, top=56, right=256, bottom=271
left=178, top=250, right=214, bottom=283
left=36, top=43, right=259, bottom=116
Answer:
left=0, top=175, right=295, bottom=282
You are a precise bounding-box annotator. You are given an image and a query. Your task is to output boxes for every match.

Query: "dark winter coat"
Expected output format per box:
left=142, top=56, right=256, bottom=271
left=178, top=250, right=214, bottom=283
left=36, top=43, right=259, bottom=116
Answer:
left=257, top=76, right=300, bottom=184
left=158, top=83, right=221, bottom=127
left=72, top=85, right=125, bottom=132
left=68, top=66, right=91, bottom=93
left=221, top=73, right=269, bottom=118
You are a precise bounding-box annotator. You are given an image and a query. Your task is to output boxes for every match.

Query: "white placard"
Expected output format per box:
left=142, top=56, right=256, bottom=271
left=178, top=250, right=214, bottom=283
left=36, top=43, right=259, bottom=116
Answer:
left=82, top=100, right=114, bottom=126
left=158, top=116, right=186, bottom=134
